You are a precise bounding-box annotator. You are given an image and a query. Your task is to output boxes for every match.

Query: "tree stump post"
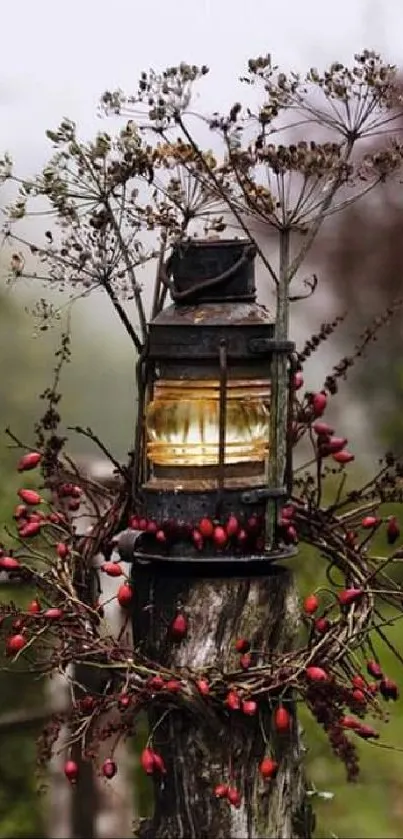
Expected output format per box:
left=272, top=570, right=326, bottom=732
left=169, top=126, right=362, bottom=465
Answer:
left=132, top=564, right=312, bottom=839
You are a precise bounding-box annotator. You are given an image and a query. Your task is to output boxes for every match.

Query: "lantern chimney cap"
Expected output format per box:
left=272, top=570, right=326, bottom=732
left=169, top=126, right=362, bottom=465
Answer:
left=170, top=238, right=256, bottom=305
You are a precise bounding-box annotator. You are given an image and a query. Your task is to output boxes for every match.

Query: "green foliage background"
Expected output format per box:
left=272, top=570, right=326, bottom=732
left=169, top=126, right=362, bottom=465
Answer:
left=0, top=286, right=403, bottom=839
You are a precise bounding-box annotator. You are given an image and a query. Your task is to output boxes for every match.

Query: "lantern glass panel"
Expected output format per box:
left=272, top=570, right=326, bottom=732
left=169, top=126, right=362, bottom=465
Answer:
left=146, top=379, right=270, bottom=467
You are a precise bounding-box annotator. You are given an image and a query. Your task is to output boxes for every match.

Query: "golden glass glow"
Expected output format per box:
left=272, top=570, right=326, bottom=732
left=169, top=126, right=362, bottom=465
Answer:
left=146, top=379, right=271, bottom=467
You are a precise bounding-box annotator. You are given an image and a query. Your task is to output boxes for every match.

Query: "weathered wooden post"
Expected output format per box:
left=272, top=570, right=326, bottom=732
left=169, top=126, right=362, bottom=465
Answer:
left=117, top=240, right=311, bottom=838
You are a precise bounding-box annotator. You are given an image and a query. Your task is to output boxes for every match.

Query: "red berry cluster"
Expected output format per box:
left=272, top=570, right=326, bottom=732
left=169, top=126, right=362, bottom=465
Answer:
left=128, top=512, right=266, bottom=555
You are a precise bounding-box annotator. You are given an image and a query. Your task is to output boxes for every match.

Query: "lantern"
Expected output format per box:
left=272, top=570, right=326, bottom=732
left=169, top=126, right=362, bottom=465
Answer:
left=120, top=239, right=296, bottom=571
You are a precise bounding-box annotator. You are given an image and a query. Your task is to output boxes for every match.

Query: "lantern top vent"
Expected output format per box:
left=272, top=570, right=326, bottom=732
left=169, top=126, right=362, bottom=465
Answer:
left=169, top=238, right=257, bottom=305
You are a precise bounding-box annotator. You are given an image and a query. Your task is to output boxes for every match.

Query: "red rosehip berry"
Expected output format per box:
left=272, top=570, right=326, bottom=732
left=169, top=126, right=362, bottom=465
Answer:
left=227, top=787, right=242, bottom=808
left=213, top=526, right=228, bottom=548
left=303, top=594, right=319, bottom=615
left=361, top=515, right=380, bottom=529
left=367, top=660, right=383, bottom=679
left=312, top=392, right=327, bottom=417
left=234, top=638, right=250, bottom=653
left=274, top=705, right=291, bottom=732
left=0, top=556, right=21, bottom=571
left=259, top=757, right=278, bottom=780
left=199, top=517, right=214, bottom=539
left=314, top=617, right=330, bottom=634
left=117, top=583, right=134, bottom=608
left=140, top=748, right=155, bottom=775
left=225, top=690, right=241, bottom=711
left=305, top=666, right=328, bottom=682
left=332, top=450, right=355, bottom=464
left=170, top=613, right=188, bottom=640
left=338, top=588, right=363, bottom=607
left=100, top=562, right=123, bottom=577
left=27, top=598, right=41, bottom=614
left=386, top=517, right=400, bottom=545
left=242, top=699, right=257, bottom=716
left=214, top=783, right=228, bottom=799
left=64, top=759, right=79, bottom=783
left=17, top=489, right=43, bottom=507
left=196, top=678, right=210, bottom=696
left=240, top=652, right=252, bottom=670
left=17, top=451, right=42, bottom=472
left=102, top=758, right=117, bottom=779
left=226, top=515, right=239, bottom=537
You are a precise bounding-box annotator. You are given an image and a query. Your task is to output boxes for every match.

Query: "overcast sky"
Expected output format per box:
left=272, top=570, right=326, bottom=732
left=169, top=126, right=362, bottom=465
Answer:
left=0, top=0, right=401, bottom=457
left=2, top=0, right=402, bottom=169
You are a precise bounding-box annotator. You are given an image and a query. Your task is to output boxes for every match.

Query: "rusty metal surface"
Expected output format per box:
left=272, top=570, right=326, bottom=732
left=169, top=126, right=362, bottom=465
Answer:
left=149, top=300, right=274, bottom=327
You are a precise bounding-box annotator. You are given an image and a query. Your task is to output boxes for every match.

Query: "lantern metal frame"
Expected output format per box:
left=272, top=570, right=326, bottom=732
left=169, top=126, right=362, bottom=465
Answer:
left=121, top=238, right=297, bottom=576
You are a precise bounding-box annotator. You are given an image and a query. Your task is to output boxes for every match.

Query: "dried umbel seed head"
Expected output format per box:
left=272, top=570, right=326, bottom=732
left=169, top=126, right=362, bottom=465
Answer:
left=303, top=593, right=319, bottom=615
left=259, top=757, right=278, bottom=779
left=169, top=613, right=188, bottom=640
left=17, top=452, right=42, bottom=472
left=102, top=758, right=117, bottom=779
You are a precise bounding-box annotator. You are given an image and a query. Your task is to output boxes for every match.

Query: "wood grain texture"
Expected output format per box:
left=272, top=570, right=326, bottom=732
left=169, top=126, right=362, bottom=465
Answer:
left=132, top=565, right=312, bottom=839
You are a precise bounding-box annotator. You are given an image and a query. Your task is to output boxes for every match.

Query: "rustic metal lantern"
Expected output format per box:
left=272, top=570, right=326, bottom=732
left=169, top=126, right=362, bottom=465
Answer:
left=120, top=239, right=296, bottom=572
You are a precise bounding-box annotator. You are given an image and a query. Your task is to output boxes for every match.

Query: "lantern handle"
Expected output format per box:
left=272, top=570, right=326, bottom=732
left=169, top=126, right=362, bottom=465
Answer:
left=159, top=244, right=256, bottom=303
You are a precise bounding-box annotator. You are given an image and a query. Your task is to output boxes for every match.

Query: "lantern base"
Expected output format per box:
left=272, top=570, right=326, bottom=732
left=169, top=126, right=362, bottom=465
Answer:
left=115, top=529, right=297, bottom=578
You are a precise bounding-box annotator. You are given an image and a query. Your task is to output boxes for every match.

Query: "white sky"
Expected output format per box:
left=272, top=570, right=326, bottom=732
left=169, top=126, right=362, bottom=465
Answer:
left=1, top=0, right=401, bottom=169
left=0, top=0, right=401, bottom=457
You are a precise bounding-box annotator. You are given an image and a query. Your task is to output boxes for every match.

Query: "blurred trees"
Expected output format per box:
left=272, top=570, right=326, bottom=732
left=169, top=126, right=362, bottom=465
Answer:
left=316, top=92, right=403, bottom=452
